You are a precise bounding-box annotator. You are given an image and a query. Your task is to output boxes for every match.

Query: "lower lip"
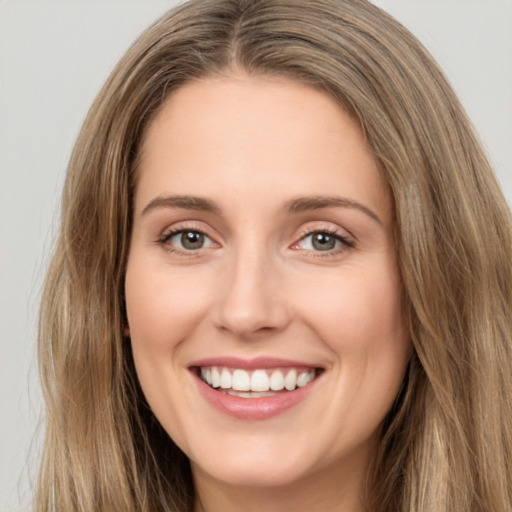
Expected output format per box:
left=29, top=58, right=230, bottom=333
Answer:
left=193, top=372, right=320, bottom=420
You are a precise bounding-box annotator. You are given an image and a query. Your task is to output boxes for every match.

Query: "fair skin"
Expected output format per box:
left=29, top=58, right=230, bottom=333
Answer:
left=125, top=73, right=410, bottom=512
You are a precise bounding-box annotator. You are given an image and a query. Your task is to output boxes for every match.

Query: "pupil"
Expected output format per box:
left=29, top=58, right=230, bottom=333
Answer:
left=181, top=231, right=204, bottom=250
left=312, top=233, right=336, bottom=251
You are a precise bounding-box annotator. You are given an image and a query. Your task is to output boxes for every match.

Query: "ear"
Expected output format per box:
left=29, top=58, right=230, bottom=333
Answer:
left=124, top=325, right=131, bottom=337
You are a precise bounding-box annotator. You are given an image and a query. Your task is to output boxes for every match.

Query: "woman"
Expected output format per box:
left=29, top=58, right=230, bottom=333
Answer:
left=37, top=0, right=512, bottom=511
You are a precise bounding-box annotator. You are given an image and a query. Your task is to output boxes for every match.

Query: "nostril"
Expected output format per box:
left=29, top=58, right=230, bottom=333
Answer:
left=213, top=300, right=292, bottom=338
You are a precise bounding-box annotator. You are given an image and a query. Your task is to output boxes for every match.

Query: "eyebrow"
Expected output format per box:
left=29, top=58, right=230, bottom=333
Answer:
left=141, top=194, right=381, bottom=224
left=142, top=195, right=221, bottom=215
left=283, top=196, right=382, bottom=224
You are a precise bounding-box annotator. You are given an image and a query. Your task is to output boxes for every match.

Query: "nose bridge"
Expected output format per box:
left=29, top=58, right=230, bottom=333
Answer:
left=213, top=238, right=289, bottom=337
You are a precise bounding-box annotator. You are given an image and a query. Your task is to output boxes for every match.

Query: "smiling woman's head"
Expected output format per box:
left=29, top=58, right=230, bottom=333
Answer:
left=125, top=74, right=409, bottom=511
left=37, top=1, right=512, bottom=511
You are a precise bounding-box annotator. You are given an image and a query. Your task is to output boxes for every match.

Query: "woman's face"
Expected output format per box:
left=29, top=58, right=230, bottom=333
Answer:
left=125, top=75, right=409, bottom=491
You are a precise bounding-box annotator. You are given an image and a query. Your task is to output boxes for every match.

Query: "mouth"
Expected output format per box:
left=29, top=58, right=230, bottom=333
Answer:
left=196, top=366, right=320, bottom=398
left=189, top=357, right=325, bottom=419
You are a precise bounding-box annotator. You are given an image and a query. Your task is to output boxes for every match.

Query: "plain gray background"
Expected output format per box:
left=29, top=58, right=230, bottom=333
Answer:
left=1, top=1, right=511, bottom=510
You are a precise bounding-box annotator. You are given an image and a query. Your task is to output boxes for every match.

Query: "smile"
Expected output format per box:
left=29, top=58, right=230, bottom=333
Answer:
left=190, top=358, right=324, bottom=420
left=199, top=366, right=317, bottom=397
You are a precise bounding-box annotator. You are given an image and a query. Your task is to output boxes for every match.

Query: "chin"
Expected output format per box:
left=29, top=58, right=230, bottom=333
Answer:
left=190, top=450, right=314, bottom=489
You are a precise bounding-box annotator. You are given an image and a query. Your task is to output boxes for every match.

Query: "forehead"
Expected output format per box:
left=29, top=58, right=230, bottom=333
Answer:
left=135, top=74, right=392, bottom=223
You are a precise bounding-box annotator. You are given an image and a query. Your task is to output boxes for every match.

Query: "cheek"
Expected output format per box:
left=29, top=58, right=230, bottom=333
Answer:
left=124, top=259, right=213, bottom=352
left=300, top=266, right=408, bottom=432
left=296, top=260, right=409, bottom=414
left=124, top=258, right=214, bottom=446
left=297, top=265, right=406, bottom=356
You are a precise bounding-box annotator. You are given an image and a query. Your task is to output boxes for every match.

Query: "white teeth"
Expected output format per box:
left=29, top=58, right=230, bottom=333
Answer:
left=297, top=371, right=311, bottom=387
left=201, top=367, right=212, bottom=385
left=270, top=370, right=285, bottom=391
left=200, top=366, right=317, bottom=393
left=220, top=368, right=232, bottom=389
left=251, top=370, right=270, bottom=392
left=211, top=367, right=220, bottom=388
left=284, top=369, right=297, bottom=391
left=296, top=371, right=308, bottom=388
left=232, top=369, right=251, bottom=391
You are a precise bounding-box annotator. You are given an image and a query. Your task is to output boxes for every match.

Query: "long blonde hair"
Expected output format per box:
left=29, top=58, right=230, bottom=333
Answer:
left=37, top=1, right=512, bottom=510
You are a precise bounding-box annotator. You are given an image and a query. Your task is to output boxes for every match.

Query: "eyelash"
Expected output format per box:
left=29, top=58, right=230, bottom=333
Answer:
left=157, top=225, right=216, bottom=255
left=292, top=227, right=354, bottom=257
left=157, top=226, right=355, bottom=256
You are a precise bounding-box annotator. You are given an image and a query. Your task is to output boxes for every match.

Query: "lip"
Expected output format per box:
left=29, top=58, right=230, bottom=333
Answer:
left=189, top=356, right=319, bottom=371
left=189, top=357, right=324, bottom=420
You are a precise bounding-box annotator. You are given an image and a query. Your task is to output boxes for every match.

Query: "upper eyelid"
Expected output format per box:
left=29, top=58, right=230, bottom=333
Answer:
left=160, top=227, right=208, bottom=239
left=159, top=227, right=216, bottom=247
left=294, top=222, right=355, bottom=242
left=159, top=220, right=213, bottom=237
left=294, top=230, right=354, bottom=248
left=156, top=221, right=355, bottom=246
left=157, top=227, right=218, bottom=256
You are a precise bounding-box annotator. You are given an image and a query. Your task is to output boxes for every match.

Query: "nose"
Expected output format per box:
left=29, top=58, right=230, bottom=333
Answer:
left=212, top=247, right=291, bottom=339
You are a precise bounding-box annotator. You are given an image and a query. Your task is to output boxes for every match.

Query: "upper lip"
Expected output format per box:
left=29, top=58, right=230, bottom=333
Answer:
left=189, top=356, right=323, bottom=370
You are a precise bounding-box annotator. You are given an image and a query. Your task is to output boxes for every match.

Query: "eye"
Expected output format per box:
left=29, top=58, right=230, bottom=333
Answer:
left=162, top=229, right=216, bottom=251
left=293, top=230, right=353, bottom=253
